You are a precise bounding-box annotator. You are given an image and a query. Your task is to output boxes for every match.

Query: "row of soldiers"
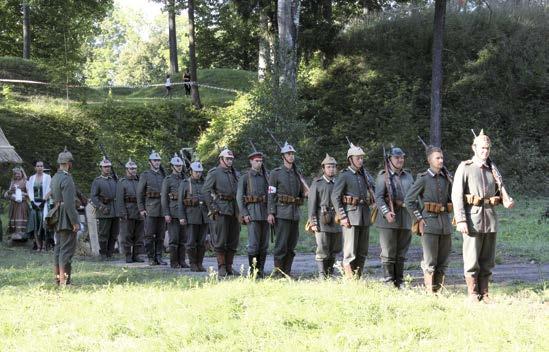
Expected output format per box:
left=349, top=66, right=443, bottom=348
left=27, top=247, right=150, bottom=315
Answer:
left=50, top=130, right=514, bottom=302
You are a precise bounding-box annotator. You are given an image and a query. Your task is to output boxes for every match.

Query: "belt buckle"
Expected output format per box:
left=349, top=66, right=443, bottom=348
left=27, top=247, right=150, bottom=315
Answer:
left=484, top=199, right=490, bottom=205
left=440, top=207, right=446, bottom=212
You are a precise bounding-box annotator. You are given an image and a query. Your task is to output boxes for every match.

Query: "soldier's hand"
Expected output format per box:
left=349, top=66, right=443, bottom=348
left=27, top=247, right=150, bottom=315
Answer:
left=164, top=215, right=172, bottom=223
left=340, top=217, right=351, bottom=228
left=243, top=215, right=251, bottom=224
left=140, top=210, right=147, bottom=217
left=311, top=225, right=319, bottom=232
left=179, top=219, right=187, bottom=226
left=503, top=198, right=515, bottom=209
left=419, top=219, right=426, bottom=235
left=72, top=223, right=80, bottom=232
left=267, top=214, right=276, bottom=225
left=456, top=221, right=468, bottom=234
left=385, top=211, right=396, bottom=223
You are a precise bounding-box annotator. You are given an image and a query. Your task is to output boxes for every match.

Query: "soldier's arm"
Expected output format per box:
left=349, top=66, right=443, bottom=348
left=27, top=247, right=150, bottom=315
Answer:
left=451, top=163, right=467, bottom=223
left=374, top=173, right=391, bottom=217
left=62, top=177, right=79, bottom=227
left=202, top=172, right=218, bottom=213
left=236, top=174, right=249, bottom=218
left=160, top=177, right=170, bottom=217
left=307, top=182, right=318, bottom=226
left=177, top=181, right=188, bottom=222
left=90, top=180, right=101, bottom=208
left=404, top=175, right=425, bottom=221
left=136, top=176, right=146, bottom=212
left=115, top=180, right=126, bottom=218
left=267, top=171, right=278, bottom=215
left=331, top=175, right=346, bottom=220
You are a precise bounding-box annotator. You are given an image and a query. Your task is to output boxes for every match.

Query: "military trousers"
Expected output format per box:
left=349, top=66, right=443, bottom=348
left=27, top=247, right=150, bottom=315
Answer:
left=462, top=232, right=496, bottom=278
left=144, top=216, right=165, bottom=258
left=212, top=214, right=240, bottom=253
left=167, top=220, right=187, bottom=247
left=420, top=233, right=451, bottom=274
left=378, top=228, right=412, bottom=264
left=342, top=225, right=369, bottom=267
left=315, top=231, right=342, bottom=263
left=120, top=218, right=144, bottom=255
left=97, top=217, right=119, bottom=256
left=54, top=230, right=77, bottom=267
left=186, top=223, right=208, bottom=249
left=247, top=220, right=269, bottom=256
left=273, top=218, right=299, bottom=262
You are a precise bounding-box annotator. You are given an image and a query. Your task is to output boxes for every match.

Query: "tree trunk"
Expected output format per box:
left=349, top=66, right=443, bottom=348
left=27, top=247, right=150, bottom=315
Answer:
left=188, top=0, right=202, bottom=109
left=277, top=0, right=301, bottom=92
left=430, top=0, right=446, bottom=147
left=168, top=0, right=178, bottom=74
left=322, top=0, right=332, bottom=23
left=22, top=2, right=30, bottom=59
left=258, top=5, right=269, bottom=82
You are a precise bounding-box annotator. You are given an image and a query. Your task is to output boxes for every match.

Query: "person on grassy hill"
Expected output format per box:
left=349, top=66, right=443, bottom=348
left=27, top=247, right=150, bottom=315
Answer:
left=203, top=148, right=240, bottom=276
left=116, top=158, right=145, bottom=263
left=27, top=160, right=51, bottom=252
left=452, top=130, right=515, bottom=303
left=3, top=167, right=29, bottom=242
left=237, top=149, right=269, bottom=278
left=331, top=143, right=375, bottom=279
left=404, top=146, right=453, bottom=294
left=50, top=147, right=80, bottom=286
left=307, top=154, right=342, bottom=279
left=164, top=74, right=172, bottom=99
left=178, top=161, right=210, bottom=272
left=374, top=147, right=414, bottom=288
left=183, top=69, right=191, bottom=96
left=161, top=154, right=189, bottom=269
left=137, top=151, right=167, bottom=266
left=267, top=142, right=306, bottom=278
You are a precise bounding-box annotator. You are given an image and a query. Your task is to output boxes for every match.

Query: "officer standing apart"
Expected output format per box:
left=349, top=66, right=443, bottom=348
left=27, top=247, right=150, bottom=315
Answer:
left=374, top=147, right=414, bottom=288
left=137, top=151, right=167, bottom=266
left=452, top=130, right=514, bottom=303
left=115, top=158, right=144, bottom=263
left=267, top=142, right=306, bottom=277
left=178, top=161, right=210, bottom=272
left=90, top=157, right=118, bottom=260
left=331, top=143, right=374, bottom=279
left=203, top=148, right=240, bottom=276
left=161, top=154, right=188, bottom=268
left=50, top=147, right=80, bottom=286
left=237, top=149, right=269, bottom=277
left=308, top=154, right=342, bottom=278
left=404, top=146, right=453, bottom=293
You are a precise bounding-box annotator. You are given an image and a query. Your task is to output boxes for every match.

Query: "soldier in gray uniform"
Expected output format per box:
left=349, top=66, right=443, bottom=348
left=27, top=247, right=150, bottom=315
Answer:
left=237, top=149, right=269, bottom=277
left=452, top=130, right=514, bottom=302
left=203, top=148, right=240, bottom=276
left=178, top=161, right=209, bottom=272
left=404, top=146, right=453, bottom=293
left=308, top=154, right=342, bottom=278
left=161, top=154, right=188, bottom=268
left=115, top=158, right=144, bottom=263
left=50, top=147, right=80, bottom=286
left=331, top=143, right=375, bottom=279
left=374, top=147, right=414, bottom=287
left=267, top=141, right=306, bottom=277
left=137, top=151, right=167, bottom=266
left=90, top=157, right=119, bottom=260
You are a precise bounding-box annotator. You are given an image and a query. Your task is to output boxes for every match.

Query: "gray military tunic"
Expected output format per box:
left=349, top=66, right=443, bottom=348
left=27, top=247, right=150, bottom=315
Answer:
left=161, top=173, right=186, bottom=248
left=331, top=166, right=374, bottom=269
left=237, top=168, right=269, bottom=256
left=404, top=168, right=453, bottom=274
left=308, top=175, right=342, bottom=263
left=90, top=175, right=119, bottom=256
left=203, top=166, right=240, bottom=253
left=268, top=165, right=305, bottom=263
left=374, top=168, right=414, bottom=265
left=451, top=157, right=500, bottom=279
left=116, top=176, right=143, bottom=255
left=137, top=168, right=165, bottom=257
left=178, top=176, right=209, bottom=249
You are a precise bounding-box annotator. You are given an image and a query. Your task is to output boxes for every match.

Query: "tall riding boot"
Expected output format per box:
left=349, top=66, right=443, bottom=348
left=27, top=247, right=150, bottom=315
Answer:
left=465, top=276, right=480, bottom=302
left=170, top=246, right=181, bottom=268
left=54, top=265, right=60, bottom=285
left=258, top=252, right=267, bottom=278
left=226, top=251, right=235, bottom=275
left=284, top=255, right=295, bottom=277
left=395, top=262, right=405, bottom=288
left=178, top=245, right=189, bottom=268
left=107, top=238, right=116, bottom=259
left=125, top=246, right=133, bottom=263
left=316, top=261, right=327, bottom=279
left=273, top=258, right=284, bottom=278
left=424, top=271, right=435, bottom=293
left=132, top=246, right=145, bottom=262
left=382, top=263, right=395, bottom=285
left=196, top=246, right=206, bottom=272
left=479, top=276, right=492, bottom=304
left=155, top=242, right=167, bottom=265
left=326, top=258, right=336, bottom=276
left=99, top=241, right=108, bottom=260
left=188, top=248, right=199, bottom=272
left=433, top=270, right=445, bottom=293
left=217, top=252, right=227, bottom=276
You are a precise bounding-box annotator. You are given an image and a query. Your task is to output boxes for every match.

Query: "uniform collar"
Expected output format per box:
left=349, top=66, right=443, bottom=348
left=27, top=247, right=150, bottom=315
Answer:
left=99, top=175, right=112, bottom=179
left=126, top=175, right=137, bottom=180
left=347, top=166, right=358, bottom=174
left=472, top=156, right=489, bottom=168
left=427, top=168, right=441, bottom=177
left=322, top=175, right=334, bottom=183
left=389, top=167, right=403, bottom=176
left=249, top=168, right=263, bottom=176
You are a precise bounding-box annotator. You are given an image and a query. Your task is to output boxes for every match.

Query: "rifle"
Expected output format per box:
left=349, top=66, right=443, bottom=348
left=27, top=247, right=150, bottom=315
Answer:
left=417, top=136, right=453, bottom=183
left=382, top=146, right=395, bottom=215
left=99, top=143, right=118, bottom=181
left=470, top=130, right=513, bottom=204
left=266, top=129, right=309, bottom=194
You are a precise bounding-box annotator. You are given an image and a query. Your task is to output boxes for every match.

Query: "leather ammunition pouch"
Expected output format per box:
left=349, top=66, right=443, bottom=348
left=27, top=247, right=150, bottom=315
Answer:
left=320, top=207, right=335, bottom=225
left=244, top=195, right=266, bottom=204
left=465, top=194, right=501, bottom=206
left=342, top=195, right=369, bottom=206
left=278, top=194, right=304, bottom=205
left=424, top=202, right=453, bottom=213
left=183, top=197, right=200, bottom=207
left=218, top=193, right=235, bottom=201
left=168, top=192, right=178, bottom=201
left=384, top=197, right=404, bottom=208
left=146, top=191, right=161, bottom=198
left=124, top=196, right=137, bottom=203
